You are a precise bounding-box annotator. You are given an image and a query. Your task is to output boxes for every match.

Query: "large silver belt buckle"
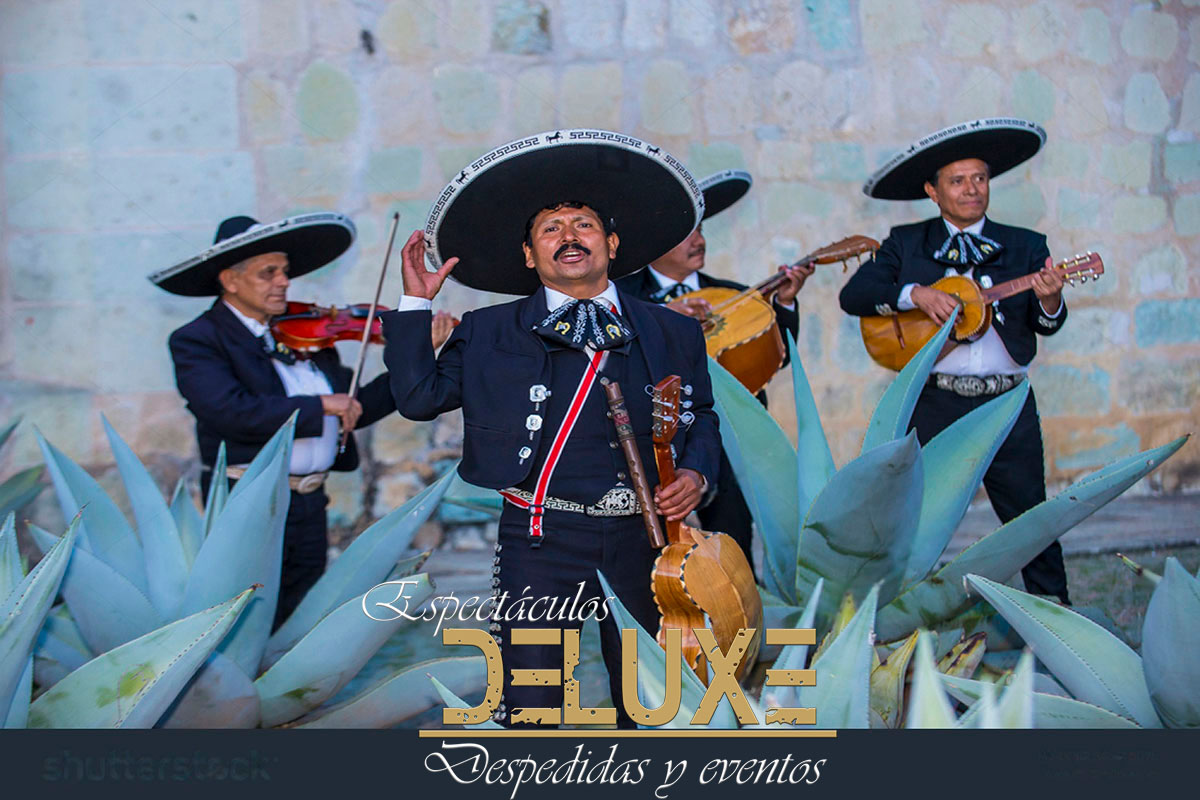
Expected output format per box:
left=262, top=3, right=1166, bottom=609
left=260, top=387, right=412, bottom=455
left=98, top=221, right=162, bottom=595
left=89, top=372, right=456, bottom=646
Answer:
left=586, top=487, right=640, bottom=517
left=292, top=473, right=327, bottom=494
left=953, top=376, right=986, bottom=397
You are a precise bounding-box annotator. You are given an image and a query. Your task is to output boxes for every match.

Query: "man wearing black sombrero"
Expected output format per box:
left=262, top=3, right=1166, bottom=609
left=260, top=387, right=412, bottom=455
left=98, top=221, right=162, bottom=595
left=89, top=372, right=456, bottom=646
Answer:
left=380, top=130, right=721, bottom=727
left=151, top=212, right=397, bottom=628
left=616, top=169, right=810, bottom=571
left=839, top=118, right=1070, bottom=603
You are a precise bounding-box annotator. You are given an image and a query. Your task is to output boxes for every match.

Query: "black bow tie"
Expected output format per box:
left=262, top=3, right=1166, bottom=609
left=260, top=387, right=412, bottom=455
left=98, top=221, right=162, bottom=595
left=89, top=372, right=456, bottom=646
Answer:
left=534, top=299, right=634, bottom=352
left=260, top=334, right=297, bottom=365
left=933, top=231, right=1004, bottom=270
left=650, top=282, right=692, bottom=303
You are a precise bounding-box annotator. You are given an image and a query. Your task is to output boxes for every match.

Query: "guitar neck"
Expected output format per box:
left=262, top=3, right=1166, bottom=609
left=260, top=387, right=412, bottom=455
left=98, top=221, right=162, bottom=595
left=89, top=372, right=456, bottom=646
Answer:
left=751, top=250, right=820, bottom=297
left=980, top=272, right=1041, bottom=303
left=652, top=442, right=680, bottom=543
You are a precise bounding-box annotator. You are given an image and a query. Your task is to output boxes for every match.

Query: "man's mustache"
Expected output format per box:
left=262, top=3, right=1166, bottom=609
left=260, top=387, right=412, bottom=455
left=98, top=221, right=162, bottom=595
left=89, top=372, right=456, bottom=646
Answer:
left=554, top=243, right=591, bottom=260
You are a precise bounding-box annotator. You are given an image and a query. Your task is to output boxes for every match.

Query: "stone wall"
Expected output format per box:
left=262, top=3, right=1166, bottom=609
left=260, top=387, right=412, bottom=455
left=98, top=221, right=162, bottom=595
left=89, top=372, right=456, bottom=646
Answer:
left=2, top=0, right=1198, bottom=537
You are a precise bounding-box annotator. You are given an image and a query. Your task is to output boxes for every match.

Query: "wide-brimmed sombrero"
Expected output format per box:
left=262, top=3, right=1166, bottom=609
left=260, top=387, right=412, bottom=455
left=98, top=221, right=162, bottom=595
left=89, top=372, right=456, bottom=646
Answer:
left=148, top=212, right=356, bottom=296
left=698, top=169, right=752, bottom=219
left=863, top=118, right=1046, bottom=201
left=425, top=129, right=704, bottom=295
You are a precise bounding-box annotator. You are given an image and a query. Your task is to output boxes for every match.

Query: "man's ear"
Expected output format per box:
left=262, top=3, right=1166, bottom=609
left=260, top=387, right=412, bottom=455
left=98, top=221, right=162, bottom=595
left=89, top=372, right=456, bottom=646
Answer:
left=923, top=181, right=938, bottom=205
left=217, top=268, right=236, bottom=295
left=607, top=231, right=620, bottom=260
left=522, top=242, right=535, bottom=270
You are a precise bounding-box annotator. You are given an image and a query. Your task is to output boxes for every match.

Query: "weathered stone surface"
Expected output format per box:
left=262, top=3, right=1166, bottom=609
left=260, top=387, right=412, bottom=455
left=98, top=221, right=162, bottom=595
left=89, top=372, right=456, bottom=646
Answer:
left=728, top=0, right=796, bottom=55
left=1040, top=140, right=1089, bottom=180
left=1100, top=141, right=1152, bottom=189
left=1062, top=75, right=1109, bottom=137
left=82, top=0, right=244, bottom=61
left=442, top=0, right=491, bottom=57
left=254, top=0, right=309, bottom=55
left=436, top=146, right=489, bottom=182
left=1074, top=7, right=1112, bottom=65
left=243, top=71, right=288, bottom=144
left=689, top=142, right=747, bottom=177
left=804, top=0, right=857, bottom=51
left=366, top=147, right=423, bottom=195
left=1133, top=245, right=1189, bottom=296
left=989, top=182, right=1045, bottom=228
left=1174, top=193, right=1200, bottom=236
left=1056, top=424, right=1141, bottom=472
left=639, top=59, right=693, bottom=135
left=623, top=0, right=666, bottom=50
left=1164, top=143, right=1200, bottom=186
left=562, top=0, right=617, bottom=51
left=669, top=0, right=717, bottom=47
left=374, top=66, right=437, bottom=144
left=955, top=67, right=1006, bottom=122
left=835, top=316, right=873, bottom=374
left=943, top=4, right=1006, bottom=58
left=1032, top=365, right=1110, bottom=416
left=1012, top=70, right=1055, bottom=125
left=0, top=382, right=96, bottom=467
left=702, top=65, right=756, bottom=137
left=1111, top=196, right=1167, bottom=234
left=513, top=67, right=557, bottom=132
left=1181, top=74, right=1200, bottom=133
left=813, top=142, right=865, bottom=182
left=1123, top=73, right=1170, bottom=134
left=1012, top=4, right=1066, bottom=62
left=1120, top=7, right=1178, bottom=61
left=379, top=0, right=437, bottom=61
left=1120, top=356, right=1200, bottom=413
left=1191, top=17, right=1200, bottom=65
left=1135, top=299, right=1200, bottom=347
left=1047, top=307, right=1129, bottom=355
left=562, top=62, right=622, bottom=130
left=860, top=0, right=927, bottom=53
left=1056, top=188, right=1100, bottom=230
left=492, top=0, right=551, bottom=55
left=433, top=65, right=500, bottom=134
left=0, top=0, right=85, bottom=63
left=298, top=62, right=360, bottom=142
left=262, top=145, right=350, bottom=203
left=764, top=182, right=835, bottom=225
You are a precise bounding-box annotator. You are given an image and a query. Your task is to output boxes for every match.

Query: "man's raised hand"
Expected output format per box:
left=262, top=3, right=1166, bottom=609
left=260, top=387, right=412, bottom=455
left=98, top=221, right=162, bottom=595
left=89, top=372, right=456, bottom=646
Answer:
left=400, top=229, right=458, bottom=300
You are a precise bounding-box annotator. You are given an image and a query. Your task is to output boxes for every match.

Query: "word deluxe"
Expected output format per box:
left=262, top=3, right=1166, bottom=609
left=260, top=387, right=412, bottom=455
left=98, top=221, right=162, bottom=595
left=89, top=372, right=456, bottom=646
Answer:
left=441, top=627, right=817, bottom=727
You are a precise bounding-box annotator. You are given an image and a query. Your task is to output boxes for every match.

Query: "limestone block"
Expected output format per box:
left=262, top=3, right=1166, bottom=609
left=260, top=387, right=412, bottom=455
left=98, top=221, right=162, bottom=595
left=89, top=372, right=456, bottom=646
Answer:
left=1012, top=70, right=1055, bottom=125
left=1123, top=73, right=1170, bottom=134
left=623, top=0, right=667, bottom=50
left=82, top=0, right=244, bottom=62
left=640, top=59, right=693, bottom=136
left=492, top=0, right=551, bottom=55
left=763, top=182, right=834, bottom=226
left=1119, top=356, right=1200, bottom=413
left=1190, top=17, right=1200, bottom=65
left=1031, top=365, right=1110, bottom=416
left=1180, top=74, right=1200, bottom=133
left=92, top=152, right=254, bottom=229
left=1012, top=4, right=1066, bottom=63
left=1133, top=244, right=1189, bottom=296
left=1164, top=143, right=1200, bottom=186
left=379, top=0, right=438, bottom=61
left=1073, top=8, right=1112, bottom=64
left=243, top=71, right=288, bottom=144
left=1174, top=193, right=1200, bottom=236
left=254, top=0, right=309, bottom=56
left=310, top=0, right=364, bottom=55
left=437, top=145, right=490, bottom=182
left=1040, top=140, right=1089, bottom=180
left=859, top=0, right=927, bottom=53
left=1135, top=299, right=1200, bottom=347
left=0, top=382, right=95, bottom=468
left=1061, top=75, right=1109, bottom=137
left=1110, top=196, right=1167, bottom=234
left=955, top=67, right=1006, bottom=122
left=1119, top=7, right=1178, bottom=61
left=366, top=147, right=423, bottom=195
left=374, top=66, right=437, bottom=144
left=1055, top=424, right=1140, bottom=472
left=513, top=67, right=557, bottom=133
left=774, top=61, right=871, bottom=134
left=1056, top=188, right=1100, bottom=230
left=1045, top=307, right=1129, bottom=355
left=989, top=182, right=1045, bottom=229
left=262, top=145, right=349, bottom=204
left=298, top=62, right=360, bottom=142
left=442, top=0, right=491, bottom=58
left=433, top=65, right=500, bottom=135
left=562, top=0, right=618, bottom=52
left=702, top=65, right=757, bottom=137
left=943, top=4, right=1006, bottom=58
left=2, top=68, right=90, bottom=156
left=689, top=141, right=747, bottom=178
left=102, top=66, right=239, bottom=152
left=1099, top=140, right=1152, bottom=189
left=803, top=0, right=857, bottom=51
left=835, top=315, right=872, bottom=374
left=813, top=142, right=865, bottom=182
left=669, top=0, right=717, bottom=47
left=0, top=0, right=85, bottom=64
left=92, top=392, right=194, bottom=463
left=728, top=0, right=796, bottom=55
left=562, top=62, right=623, bottom=130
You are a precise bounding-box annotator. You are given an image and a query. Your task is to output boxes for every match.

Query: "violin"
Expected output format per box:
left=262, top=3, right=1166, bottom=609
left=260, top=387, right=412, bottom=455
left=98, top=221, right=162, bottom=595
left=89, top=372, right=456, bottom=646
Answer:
left=270, top=301, right=390, bottom=352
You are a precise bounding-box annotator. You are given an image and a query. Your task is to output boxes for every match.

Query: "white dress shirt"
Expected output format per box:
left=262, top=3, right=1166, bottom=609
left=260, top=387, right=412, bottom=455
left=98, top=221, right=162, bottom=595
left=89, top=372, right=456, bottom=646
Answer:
left=224, top=302, right=338, bottom=474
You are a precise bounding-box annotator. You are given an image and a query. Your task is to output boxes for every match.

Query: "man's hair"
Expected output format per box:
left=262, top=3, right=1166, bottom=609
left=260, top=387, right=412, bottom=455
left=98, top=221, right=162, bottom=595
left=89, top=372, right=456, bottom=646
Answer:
left=217, top=256, right=251, bottom=295
left=523, top=201, right=615, bottom=247
left=928, top=159, right=991, bottom=187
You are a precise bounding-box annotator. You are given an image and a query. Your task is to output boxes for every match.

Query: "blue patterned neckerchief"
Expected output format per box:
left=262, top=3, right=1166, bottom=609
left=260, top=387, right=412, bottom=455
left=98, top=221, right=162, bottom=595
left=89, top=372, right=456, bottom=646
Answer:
left=534, top=299, right=634, bottom=352
left=933, top=230, right=1004, bottom=270
left=649, top=281, right=692, bottom=303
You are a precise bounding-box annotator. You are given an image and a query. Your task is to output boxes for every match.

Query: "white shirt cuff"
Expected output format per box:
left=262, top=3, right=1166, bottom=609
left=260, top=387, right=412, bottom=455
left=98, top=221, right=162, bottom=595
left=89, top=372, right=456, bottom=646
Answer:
left=398, top=295, right=433, bottom=312
left=774, top=299, right=796, bottom=311
left=1039, top=296, right=1064, bottom=318
left=897, top=283, right=918, bottom=311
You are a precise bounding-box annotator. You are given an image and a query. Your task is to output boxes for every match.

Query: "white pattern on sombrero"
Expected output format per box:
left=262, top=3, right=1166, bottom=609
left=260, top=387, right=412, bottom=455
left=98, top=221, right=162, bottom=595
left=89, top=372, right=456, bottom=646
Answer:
left=697, top=169, right=752, bottom=220
left=424, top=129, right=705, bottom=295
left=148, top=212, right=356, bottom=297
left=863, top=118, right=1046, bottom=201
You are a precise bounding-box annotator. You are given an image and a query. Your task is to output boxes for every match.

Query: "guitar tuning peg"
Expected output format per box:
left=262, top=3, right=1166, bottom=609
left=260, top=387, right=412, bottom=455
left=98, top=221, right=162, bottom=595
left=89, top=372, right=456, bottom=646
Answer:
left=1080, top=275, right=1088, bottom=283
left=1068, top=278, right=1076, bottom=286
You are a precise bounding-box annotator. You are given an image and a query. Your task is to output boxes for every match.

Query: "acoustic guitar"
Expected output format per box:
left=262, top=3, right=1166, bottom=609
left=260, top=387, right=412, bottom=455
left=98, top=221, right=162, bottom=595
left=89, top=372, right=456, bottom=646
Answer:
left=859, top=251, right=1104, bottom=371
left=678, top=236, right=879, bottom=394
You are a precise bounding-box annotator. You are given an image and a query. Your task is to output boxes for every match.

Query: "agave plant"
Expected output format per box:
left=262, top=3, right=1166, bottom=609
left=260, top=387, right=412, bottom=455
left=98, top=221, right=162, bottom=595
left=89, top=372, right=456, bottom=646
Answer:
left=711, top=314, right=1188, bottom=643
left=23, top=414, right=483, bottom=728
left=0, top=420, right=45, bottom=523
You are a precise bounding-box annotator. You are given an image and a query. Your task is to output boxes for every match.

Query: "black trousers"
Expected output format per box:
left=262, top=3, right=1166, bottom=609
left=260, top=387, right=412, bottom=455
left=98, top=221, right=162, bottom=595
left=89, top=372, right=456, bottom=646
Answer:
left=493, top=504, right=660, bottom=728
left=697, top=450, right=756, bottom=579
left=908, top=384, right=1070, bottom=603
left=201, top=471, right=329, bottom=630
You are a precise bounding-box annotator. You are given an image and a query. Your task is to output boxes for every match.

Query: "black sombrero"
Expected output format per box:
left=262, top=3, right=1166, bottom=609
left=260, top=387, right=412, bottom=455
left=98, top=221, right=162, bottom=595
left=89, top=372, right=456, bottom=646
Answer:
left=425, top=129, right=704, bottom=295
left=863, top=118, right=1046, bottom=201
left=148, top=212, right=356, bottom=297
left=698, top=169, right=752, bottom=219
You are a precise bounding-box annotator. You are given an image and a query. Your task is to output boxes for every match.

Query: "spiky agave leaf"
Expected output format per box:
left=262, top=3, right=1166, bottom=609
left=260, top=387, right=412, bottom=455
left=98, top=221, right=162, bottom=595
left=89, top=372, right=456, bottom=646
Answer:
left=943, top=673, right=1140, bottom=729
left=875, top=436, right=1188, bottom=642
left=785, top=332, right=836, bottom=520
left=28, top=588, right=256, bottom=728
left=169, top=477, right=205, bottom=567
left=203, top=441, right=228, bottom=535
left=428, top=674, right=503, bottom=729
left=1116, top=552, right=1161, bottom=587
left=1, top=514, right=32, bottom=728
left=965, top=574, right=1160, bottom=727
left=1141, top=558, right=1200, bottom=728
left=0, top=419, right=45, bottom=522
left=793, top=584, right=879, bottom=729
left=869, top=630, right=918, bottom=728
left=904, top=631, right=956, bottom=728
left=935, top=632, right=987, bottom=679
left=157, top=651, right=261, bottom=729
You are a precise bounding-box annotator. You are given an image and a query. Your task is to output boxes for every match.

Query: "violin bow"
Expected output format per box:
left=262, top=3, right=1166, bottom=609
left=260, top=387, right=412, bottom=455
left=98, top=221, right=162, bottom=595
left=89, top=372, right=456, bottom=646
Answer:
left=339, top=212, right=401, bottom=454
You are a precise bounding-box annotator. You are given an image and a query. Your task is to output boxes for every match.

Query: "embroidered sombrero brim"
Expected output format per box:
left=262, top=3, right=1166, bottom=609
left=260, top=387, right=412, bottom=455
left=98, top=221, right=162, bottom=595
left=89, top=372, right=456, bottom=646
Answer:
left=698, top=169, right=752, bottom=220
left=148, top=212, right=356, bottom=297
left=863, top=118, right=1046, bottom=201
left=425, top=130, right=704, bottom=295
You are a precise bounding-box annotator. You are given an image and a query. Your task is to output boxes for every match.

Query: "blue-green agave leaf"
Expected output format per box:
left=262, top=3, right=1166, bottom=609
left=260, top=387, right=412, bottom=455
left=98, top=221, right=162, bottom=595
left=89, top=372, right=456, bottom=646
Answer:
left=598, top=571, right=732, bottom=728
left=4, top=657, right=33, bottom=729
left=0, top=420, right=16, bottom=449
left=0, top=466, right=45, bottom=522
left=904, top=631, right=956, bottom=728
left=33, top=626, right=91, bottom=688
left=710, top=358, right=799, bottom=604
left=29, top=523, right=162, bottom=654
left=876, top=436, right=1188, bottom=642
left=298, top=656, right=487, bottom=728
left=901, top=382, right=1029, bottom=589
left=0, top=517, right=78, bottom=716
left=786, top=332, right=835, bottom=511
left=799, top=433, right=923, bottom=611
left=1141, top=558, right=1200, bottom=728
left=267, top=467, right=456, bottom=661
left=942, top=673, right=1141, bottom=729
left=36, top=430, right=148, bottom=593
left=181, top=417, right=293, bottom=678
left=102, top=416, right=189, bottom=619
left=157, top=651, right=260, bottom=729
left=965, top=574, right=1160, bottom=727
left=860, top=312, right=957, bottom=453
left=28, top=588, right=255, bottom=729
left=203, top=441, right=228, bottom=535
left=794, top=584, right=879, bottom=729
left=256, top=575, right=436, bottom=727
left=0, top=513, right=22, bottom=600
left=227, top=414, right=297, bottom=503
left=762, top=578, right=823, bottom=711
left=990, top=650, right=1034, bottom=728
left=428, top=674, right=504, bottom=728
left=169, top=478, right=205, bottom=566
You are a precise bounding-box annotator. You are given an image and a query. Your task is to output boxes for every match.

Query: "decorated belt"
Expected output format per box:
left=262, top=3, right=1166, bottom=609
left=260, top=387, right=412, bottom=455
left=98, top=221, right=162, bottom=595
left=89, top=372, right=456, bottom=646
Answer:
left=499, top=486, right=641, bottom=517
left=929, top=372, right=1025, bottom=398
left=225, top=465, right=328, bottom=495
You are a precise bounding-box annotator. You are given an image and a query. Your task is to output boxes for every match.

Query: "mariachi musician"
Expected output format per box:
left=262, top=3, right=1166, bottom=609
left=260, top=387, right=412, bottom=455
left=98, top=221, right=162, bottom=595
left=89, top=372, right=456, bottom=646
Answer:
left=381, top=130, right=721, bottom=727
left=838, top=118, right=1070, bottom=604
left=616, top=169, right=810, bottom=570
left=151, top=213, right=408, bottom=629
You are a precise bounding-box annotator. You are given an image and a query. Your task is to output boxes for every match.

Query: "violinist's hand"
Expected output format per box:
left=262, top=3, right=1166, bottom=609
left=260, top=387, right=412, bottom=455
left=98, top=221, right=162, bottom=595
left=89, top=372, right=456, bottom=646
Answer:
left=910, top=285, right=961, bottom=326
left=666, top=297, right=711, bottom=321
left=321, top=393, right=363, bottom=430
left=774, top=262, right=814, bottom=306
left=654, top=469, right=705, bottom=522
left=400, top=229, right=458, bottom=301
left=431, top=310, right=459, bottom=349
